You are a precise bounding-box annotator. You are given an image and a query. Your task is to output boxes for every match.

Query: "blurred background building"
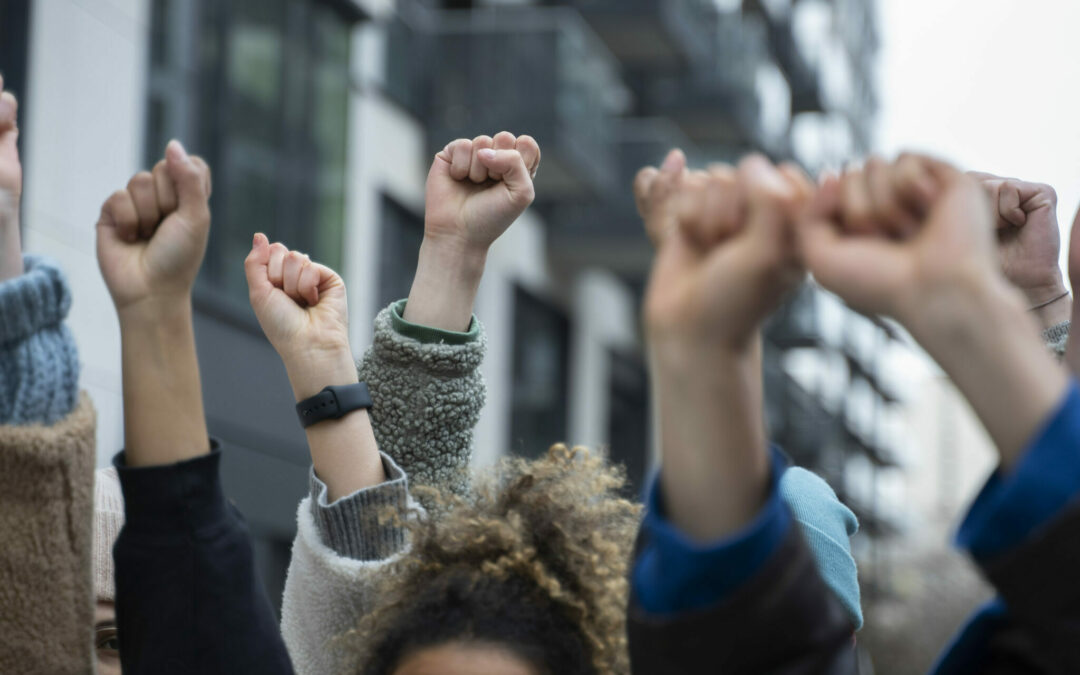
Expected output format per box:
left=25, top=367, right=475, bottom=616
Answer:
left=2, top=0, right=1001, bottom=671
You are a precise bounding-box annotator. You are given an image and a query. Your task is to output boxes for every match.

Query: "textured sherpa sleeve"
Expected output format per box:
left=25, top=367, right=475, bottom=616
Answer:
left=0, top=254, right=80, bottom=425
left=357, top=300, right=485, bottom=497
left=281, top=452, right=415, bottom=675
left=0, top=393, right=96, bottom=675
left=1043, top=320, right=1069, bottom=360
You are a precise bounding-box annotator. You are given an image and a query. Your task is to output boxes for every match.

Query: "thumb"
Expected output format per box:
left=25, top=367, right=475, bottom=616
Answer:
left=998, top=183, right=1027, bottom=228
left=476, top=149, right=535, bottom=208
left=165, top=140, right=209, bottom=220
left=244, top=233, right=274, bottom=302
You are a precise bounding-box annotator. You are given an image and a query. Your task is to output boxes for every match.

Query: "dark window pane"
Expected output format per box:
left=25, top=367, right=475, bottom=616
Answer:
left=378, top=196, right=424, bottom=307
left=607, top=349, right=649, bottom=496
left=510, top=287, right=570, bottom=458
left=148, top=0, right=353, bottom=308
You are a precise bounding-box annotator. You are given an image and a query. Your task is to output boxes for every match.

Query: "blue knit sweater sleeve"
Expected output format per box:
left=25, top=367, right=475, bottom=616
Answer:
left=0, top=254, right=80, bottom=425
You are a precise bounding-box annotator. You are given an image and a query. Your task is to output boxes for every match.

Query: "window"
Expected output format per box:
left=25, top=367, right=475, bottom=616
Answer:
left=378, top=195, right=424, bottom=308
left=146, top=0, right=354, bottom=306
left=0, top=0, right=30, bottom=177
left=607, top=348, right=648, bottom=495
left=510, top=287, right=570, bottom=458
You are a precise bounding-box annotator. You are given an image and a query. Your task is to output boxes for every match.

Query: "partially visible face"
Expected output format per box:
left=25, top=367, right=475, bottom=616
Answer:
left=95, top=600, right=121, bottom=675
left=392, top=642, right=540, bottom=675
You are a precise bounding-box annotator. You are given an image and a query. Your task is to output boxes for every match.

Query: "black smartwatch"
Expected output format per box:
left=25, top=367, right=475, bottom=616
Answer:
left=295, top=383, right=373, bottom=428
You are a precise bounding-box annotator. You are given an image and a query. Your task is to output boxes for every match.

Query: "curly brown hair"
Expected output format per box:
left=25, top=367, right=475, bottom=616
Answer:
left=342, top=444, right=643, bottom=675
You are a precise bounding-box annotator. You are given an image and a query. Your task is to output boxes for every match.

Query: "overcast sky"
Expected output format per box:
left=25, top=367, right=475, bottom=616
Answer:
left=876, top=0, right=1080, bottom=274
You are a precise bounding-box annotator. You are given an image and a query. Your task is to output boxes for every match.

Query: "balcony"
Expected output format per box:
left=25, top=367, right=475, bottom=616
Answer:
left=565, top=0, right=719, bottom=70
left=638, top=12, right=766, bottom=147
left=546, top=118, right=695, bottom=274
left=421, top=7, right=630, bottom=200
left=763, top=13, right=824, bottom=114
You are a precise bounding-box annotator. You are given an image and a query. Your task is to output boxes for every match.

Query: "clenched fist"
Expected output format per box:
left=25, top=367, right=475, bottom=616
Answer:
left=424, top=132, right=540, bottom=253
left=970, top=172, right=1066, bottom=308
left=96, top=140, right=212, bottom=314
left=799, top=155, right=1001, bottom=331
left=0, top=75, right=23, bottom=281
left=637, top=150, right=811, bottom=354
left=245, top=235, right=355, bottom=399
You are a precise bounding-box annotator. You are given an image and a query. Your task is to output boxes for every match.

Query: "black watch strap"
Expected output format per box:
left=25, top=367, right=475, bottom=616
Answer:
left=295, top=382, right=372, bottom=428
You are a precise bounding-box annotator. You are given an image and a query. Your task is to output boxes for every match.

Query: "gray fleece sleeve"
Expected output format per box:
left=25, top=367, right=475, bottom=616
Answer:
left=1044, top=320, right=1069, bottom=360
left=356, top=300, right=485, bottom=497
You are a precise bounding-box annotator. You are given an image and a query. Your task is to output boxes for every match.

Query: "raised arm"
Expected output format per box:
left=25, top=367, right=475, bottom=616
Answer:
left=801, top=154, right=1080, bottom=671
left=98, top=141, right=293, bottom=675
left=360, top=132, right=540, bottom=495
left=627, top=152, right=858, bottom=674
left=0, top=75, right=97, bottom=675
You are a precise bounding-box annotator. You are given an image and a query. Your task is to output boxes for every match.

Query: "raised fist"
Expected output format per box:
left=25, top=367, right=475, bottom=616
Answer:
left=424, top=132, right=540, bottom=253
left=0, top=75, right=23, bottom=281
left=799, top=154, right=1002, bottom=328
left=0, top=75, right=21, bottom=200
left=245, top=234, right=353, bottom=399
left=637, top=150, right=811, bottom=353
left=96, top=140, right=212, bottom=314
left=969, top=171, right=1065, bottom=306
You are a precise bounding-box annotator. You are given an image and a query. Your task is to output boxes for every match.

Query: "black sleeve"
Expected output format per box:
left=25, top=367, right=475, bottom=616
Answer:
left=976, top=501, right=1080, bottom=674
left=113, top=445, right=295, bottom=675
left=627, top=525, right=858, bottom=675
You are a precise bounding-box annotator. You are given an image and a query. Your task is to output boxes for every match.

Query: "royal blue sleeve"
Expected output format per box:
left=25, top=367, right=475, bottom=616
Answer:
left=956, top=380, right=1080, bottom=560
left=632, top=447, right=793, bottom=615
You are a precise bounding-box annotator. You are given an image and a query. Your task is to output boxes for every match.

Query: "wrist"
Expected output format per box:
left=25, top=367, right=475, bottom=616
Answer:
left=283, top=347, right=358, bottom=401
left=118, top=297, right=193, bottom=333
left=1024, top=281, right=1071, bottom=330
left=402, top=236, right=487, bottom=332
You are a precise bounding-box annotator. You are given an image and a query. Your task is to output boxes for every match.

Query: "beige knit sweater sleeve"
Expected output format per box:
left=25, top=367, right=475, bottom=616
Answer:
left=0, top=393, right=96, bottom=675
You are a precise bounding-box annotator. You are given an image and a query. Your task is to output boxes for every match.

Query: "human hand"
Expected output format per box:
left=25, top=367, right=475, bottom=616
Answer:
left=424, top=131, right=540, bottom=254
left=245, top=234, right=355, bottom=400
left=403, top=132, right=541, bottom=331
left=637, top=150, right=812, bottom=359
left=970, top=171, right=1068, bottom=324
left=800, top=155, right=1005, bottom=331
left=0, top=75, right=23, bottom=281
left=1066, top=206, right=1080, bottom=376
left=96, top=140, right=212, bottom=318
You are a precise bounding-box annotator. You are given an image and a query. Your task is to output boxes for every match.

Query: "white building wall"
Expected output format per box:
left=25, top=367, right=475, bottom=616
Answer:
left=23, top=0, right=151, bottom=466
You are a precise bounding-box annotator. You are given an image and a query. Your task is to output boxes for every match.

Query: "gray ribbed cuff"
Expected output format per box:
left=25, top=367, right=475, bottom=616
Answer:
left=1043, top=320, right=1070, bottom=358
left=0, top=255, right=72, bottom=346
left=309, top=452, right=411, bottom=561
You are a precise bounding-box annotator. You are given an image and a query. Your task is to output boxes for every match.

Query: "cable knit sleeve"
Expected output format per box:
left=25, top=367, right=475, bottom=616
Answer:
left=356, top=300, right=486, bottom=498
left=0, top=254, right=80, bottom=424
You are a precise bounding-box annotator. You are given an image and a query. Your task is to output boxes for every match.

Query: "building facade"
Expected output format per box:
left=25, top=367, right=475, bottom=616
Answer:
left=5, top=0, right=896, bottom=613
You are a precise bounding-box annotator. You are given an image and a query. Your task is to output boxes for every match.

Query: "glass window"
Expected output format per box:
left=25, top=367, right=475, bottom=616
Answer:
left=607, top=348, right=649, bottom=495
left=378, top=195, right=424, bottom=308
left=146, top=0, right=353, bottom=307
left=510, top=287, right=570, bottom=458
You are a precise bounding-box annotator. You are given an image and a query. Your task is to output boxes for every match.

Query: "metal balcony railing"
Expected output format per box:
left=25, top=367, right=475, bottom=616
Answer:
left=546, top=118, right=695, bottom=273
left=638, top=12, right=766, bottom=145
left=565, top=0, right=719, bottom=70
left=418, top=7, right=630, bottom=200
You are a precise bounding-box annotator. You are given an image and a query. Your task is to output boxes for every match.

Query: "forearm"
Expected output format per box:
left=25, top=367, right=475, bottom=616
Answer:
left=403, top=237, right=486, bottom=332
left=0, top=188, right=21, bottom=281
left=119, top=301, right=209, bottom=467
left=650, top=337, right=771, bottom=542
left=284, top=349, right=385, bottom=502
left=1028, top=286, right=1071, bottom=331
left=910, top=279, right=1069, bottom=468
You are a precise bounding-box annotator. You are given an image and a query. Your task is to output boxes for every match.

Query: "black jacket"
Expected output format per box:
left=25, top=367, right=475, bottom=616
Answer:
left=113, top=446, right=295, bottom=675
